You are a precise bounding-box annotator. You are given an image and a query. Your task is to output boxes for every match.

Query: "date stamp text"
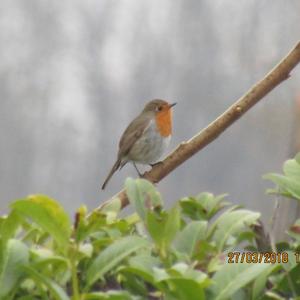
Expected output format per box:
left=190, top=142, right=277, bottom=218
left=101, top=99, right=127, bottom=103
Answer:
left=227, top=252, right=300, bottom=264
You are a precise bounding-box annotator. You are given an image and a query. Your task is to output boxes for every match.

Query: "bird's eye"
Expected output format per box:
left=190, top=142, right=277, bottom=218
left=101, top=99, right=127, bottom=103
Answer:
left=157, top=106, right=163, bottom=112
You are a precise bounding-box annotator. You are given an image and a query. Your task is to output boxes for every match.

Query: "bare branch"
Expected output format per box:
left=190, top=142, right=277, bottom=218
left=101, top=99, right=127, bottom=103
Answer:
left=96, top=41, right=300, bottom=212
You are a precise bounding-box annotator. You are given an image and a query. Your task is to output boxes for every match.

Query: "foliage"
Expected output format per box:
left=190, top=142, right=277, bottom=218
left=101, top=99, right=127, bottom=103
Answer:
left=1, top=154, right=300, bottom=299
left=264, top=152, right=300, bottom=201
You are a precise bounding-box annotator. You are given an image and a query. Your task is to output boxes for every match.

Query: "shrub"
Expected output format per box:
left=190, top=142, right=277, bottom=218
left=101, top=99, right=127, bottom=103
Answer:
left=1, top=154, right=300, bottom=299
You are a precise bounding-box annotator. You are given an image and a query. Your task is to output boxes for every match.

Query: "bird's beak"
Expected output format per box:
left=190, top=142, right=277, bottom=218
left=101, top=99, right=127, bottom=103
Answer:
left=169, top=102, right=177, bottom=108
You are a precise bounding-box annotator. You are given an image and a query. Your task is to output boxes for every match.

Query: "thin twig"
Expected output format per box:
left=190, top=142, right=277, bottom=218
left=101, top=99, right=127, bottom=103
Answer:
left=96, top=41, right=300, bottom=212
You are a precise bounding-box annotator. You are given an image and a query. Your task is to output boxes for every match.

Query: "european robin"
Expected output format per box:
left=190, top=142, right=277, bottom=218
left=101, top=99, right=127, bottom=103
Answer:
left=101, top=99, right=176, bottom=189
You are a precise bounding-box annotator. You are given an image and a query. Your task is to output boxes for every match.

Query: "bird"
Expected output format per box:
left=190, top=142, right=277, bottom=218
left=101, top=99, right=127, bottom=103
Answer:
left=101, top=99, right=176, bottom=190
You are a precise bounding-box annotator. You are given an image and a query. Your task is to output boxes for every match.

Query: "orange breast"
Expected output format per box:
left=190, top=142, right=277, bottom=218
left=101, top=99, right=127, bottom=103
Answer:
left=155, top=109, right=172, bottom=137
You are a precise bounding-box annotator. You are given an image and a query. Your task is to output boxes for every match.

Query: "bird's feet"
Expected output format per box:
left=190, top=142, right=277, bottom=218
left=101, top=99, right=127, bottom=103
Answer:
left=149, top=161, right=163, bottom=168
left=133, top=162, right=143, bottom=177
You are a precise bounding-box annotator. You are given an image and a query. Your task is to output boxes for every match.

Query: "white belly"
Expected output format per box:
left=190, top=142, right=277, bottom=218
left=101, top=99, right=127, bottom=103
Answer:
left=127, top=120, right=171, bottom=164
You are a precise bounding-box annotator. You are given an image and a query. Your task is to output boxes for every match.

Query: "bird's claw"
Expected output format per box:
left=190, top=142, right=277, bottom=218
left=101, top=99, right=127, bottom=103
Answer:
left=149, top=161, right=163, bottom=168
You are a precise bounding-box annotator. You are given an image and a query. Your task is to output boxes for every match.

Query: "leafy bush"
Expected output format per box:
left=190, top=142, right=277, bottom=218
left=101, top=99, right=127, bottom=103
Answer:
left=1, top=154, right=300, bottom=299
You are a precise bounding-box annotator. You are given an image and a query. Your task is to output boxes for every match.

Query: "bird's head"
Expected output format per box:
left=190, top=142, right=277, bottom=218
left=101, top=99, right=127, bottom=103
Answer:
left=143, top=99, right=176, bottom=114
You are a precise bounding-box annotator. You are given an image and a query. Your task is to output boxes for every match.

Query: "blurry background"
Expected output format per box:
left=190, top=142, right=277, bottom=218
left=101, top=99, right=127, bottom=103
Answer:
left=0, top=1, right=300, bottom=233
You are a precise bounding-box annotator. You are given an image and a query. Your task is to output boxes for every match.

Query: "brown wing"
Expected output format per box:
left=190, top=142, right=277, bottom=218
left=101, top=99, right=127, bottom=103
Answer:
left=118, top=112, right=152, bottom=158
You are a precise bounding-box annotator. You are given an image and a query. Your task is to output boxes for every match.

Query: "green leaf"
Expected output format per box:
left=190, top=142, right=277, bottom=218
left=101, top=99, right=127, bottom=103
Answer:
left=252, top=264, right=280, bottom=300
left=264, top=173, right=300, bottom=200
left=145, top=211, right=165, bottom=245
left=125, top=178, right=163, bottom=220
left=123, top=254, right=160, bottom=284
left=276, top=262, right=300, bottom=295
left=264, top=154, right=300, bottom=201
left=196, top=193, right=228, bottom=218
left=30, top=248, right=69, bottom=270
left=154, top=263, right=209, bottom=300
left=86, top=236, right=150, bottom=287
left=146, top=204, right=180, bottom=254
left=0, top=211, right=20, bottom=243
left=163, top=204, right=181, bottom=247
left=283, top=159, right=300, bottom=182
left=82, top=290, right=132, bottom=300
left=211, top=209, right=260, bottom=252
left=211, top=262, right=273, bottom=300
left=11, top=195, right=71, bottom=250
left=180, top=193, right=229, bottom=220
left=173, top=221, right=207, bottom=257
left=163, top=278, right=205, bottom=300
left=128, top=253, right=154, bottom=269
left=264, top=291, right=286, bottom=300
left=0, top=239, right=29, bottom=298
left=22, top=265, right=69, bottom=300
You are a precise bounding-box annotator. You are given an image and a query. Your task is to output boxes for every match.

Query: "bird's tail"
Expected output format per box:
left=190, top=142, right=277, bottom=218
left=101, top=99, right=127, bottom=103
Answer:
left=101, top=158, right=122, bottom=190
